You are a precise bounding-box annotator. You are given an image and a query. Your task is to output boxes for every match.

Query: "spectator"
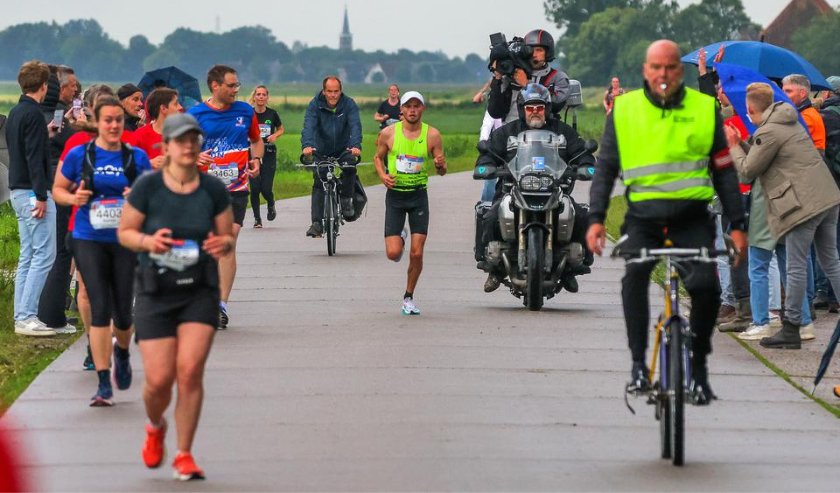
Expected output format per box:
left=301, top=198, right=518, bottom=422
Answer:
left=117, top=83, right=144, bottom=132
left=37, top=65, right=80, bottom=335
left=814, top=76, right=840, bottom=313
left=472, top=78, right=493, bottom=104
left=131, top=88, right=182, bottom=169
left=6, top=60, right=57, bottom=336
left=727, top=83, right=840, bottom=349
left=374, top=84, right=402, bottom=129
left=782, top=74, right=826, bottom=151
left=603, top=77, right=624, bottom=114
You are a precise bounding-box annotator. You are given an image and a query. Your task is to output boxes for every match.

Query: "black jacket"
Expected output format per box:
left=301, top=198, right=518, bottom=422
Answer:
left=6, top=95, right=51, bottom=200
left=487, top=65, right=570, bottom=122
left=588, top=84, right=746, bottom=230
left=476, top=116, right=595, bottom=171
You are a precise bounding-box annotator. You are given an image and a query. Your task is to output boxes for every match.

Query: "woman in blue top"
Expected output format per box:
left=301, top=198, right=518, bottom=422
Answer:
left=53, top=97, right=152, bottom=406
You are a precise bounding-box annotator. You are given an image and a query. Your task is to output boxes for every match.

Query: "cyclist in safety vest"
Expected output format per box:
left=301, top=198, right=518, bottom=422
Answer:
left=586, top=40, right=748, bottom=404
left=374, top=91, right=446, bottom=315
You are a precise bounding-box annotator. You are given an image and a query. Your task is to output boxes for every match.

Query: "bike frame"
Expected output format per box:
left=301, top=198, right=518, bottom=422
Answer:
left=649, top=254, right=692, bottom=399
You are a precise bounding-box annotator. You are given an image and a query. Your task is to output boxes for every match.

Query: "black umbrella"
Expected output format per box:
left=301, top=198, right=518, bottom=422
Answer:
left=138, top=66, right=203, bottom=109
left=813, top=318, right=840, bottom=392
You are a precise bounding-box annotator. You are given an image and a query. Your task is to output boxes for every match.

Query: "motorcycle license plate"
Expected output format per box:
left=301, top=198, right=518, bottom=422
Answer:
left=209, top=163, right=239, bottom=186
left=395, top=154, right=423, bottom=174
left=149, top=239, right=200, bottom=272
left=89, top=198, right=124, bottom=230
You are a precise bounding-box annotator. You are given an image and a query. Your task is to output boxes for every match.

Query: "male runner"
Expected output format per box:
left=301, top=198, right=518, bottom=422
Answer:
left=374, top=91, right=446, bottom=315
left=189, top=65, right=262, bottom=329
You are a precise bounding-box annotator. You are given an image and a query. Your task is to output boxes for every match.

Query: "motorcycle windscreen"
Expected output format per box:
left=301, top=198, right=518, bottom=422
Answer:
left=507, top=130, right=568, bottom=182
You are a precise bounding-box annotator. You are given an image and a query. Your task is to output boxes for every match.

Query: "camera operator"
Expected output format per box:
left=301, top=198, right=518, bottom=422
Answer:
left=487, top=29, right=570, bottom=123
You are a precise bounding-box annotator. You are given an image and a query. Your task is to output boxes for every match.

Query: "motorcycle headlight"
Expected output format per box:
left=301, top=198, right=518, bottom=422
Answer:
left=520, top=175, right=541, bottom=191
left=540, top=176, right=553, bottom=189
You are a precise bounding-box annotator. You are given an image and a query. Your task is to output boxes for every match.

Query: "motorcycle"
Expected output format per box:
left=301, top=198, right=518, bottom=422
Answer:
left=474, top=130, right=597, bottom=311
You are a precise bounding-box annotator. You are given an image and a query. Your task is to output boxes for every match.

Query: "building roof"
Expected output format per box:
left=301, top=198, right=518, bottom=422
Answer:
left=762, top=0, right=834, bottom=48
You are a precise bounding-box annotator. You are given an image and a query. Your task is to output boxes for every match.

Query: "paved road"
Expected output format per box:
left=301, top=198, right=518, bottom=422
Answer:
left=5, top=172, right=840, bottom=491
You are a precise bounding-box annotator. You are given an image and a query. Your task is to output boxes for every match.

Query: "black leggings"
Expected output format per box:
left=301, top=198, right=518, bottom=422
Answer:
left=250, top=148, right=277, bottom=220
left=73, top=239, right=136, bottom=330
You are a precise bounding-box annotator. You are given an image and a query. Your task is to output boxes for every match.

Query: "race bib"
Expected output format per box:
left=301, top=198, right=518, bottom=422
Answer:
left=259, top=124, right=272, bottom=138
left=89, top=198, right=124, bottom=230
left=532, top=156, right=546, bottom=171
left=395, top=154, right=424, bottom=174
left=149, top=239, right=200, bottom=272
left=209, top=163, right=239, bottom=186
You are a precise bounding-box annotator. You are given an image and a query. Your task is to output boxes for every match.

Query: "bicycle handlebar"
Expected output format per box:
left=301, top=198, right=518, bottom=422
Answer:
left=610, top=234, right=738, bottom=262
left=297, top=162, right=358, bottom=170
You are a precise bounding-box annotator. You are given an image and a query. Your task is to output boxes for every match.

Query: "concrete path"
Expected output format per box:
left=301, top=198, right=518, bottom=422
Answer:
left=4, top=172, right=840, bottom=491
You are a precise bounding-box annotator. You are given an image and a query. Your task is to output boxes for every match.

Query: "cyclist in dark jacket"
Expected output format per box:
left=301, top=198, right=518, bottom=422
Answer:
left=301, top=76, right=362, bottom=237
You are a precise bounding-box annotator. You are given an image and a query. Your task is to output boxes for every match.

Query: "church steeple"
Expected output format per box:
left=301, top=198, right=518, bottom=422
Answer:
left=340, top=6, right=353, bottom=51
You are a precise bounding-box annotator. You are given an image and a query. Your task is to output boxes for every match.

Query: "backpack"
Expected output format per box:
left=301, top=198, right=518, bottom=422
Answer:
left=820, top=105, right=840, bottom=180
left=82, top=141, right=137, bottom=191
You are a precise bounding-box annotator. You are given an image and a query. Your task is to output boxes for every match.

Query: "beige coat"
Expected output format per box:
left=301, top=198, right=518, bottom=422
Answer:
left=730, top=102, right=840, bottom=238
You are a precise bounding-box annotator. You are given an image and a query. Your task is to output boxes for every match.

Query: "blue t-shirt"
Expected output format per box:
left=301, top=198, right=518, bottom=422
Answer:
left=62, top=143, right=152, bottom=243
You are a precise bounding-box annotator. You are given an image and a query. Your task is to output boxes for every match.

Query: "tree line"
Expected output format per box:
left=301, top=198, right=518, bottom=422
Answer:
left=0, top=19, right=488, bottom=84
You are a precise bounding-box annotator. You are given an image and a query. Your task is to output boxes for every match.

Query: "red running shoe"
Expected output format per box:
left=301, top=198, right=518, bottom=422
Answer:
left=172, top=452, right=205, bottom=481
left=141, top=419, right=166, bottom=468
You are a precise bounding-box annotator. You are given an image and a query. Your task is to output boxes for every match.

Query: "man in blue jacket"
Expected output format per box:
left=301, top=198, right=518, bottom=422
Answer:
left=301, top=76, right=362, bottom=237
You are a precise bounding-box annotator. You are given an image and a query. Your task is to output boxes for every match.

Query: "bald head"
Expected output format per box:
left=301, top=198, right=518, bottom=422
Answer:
left=643, top=39, right=684, bottom=100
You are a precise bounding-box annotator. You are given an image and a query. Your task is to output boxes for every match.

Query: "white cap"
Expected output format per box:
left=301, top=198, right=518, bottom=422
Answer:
left=400, top=91, right=425, bottom=106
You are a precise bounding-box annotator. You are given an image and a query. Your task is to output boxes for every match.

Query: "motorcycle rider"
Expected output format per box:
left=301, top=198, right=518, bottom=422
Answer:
left=476, top=83, right=594, bottom=293
left=487, top=29, right=570, bottom=123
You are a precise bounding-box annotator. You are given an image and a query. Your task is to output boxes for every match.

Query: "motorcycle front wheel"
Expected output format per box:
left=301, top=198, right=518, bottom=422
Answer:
left=526, top=228, right=544, bottom=311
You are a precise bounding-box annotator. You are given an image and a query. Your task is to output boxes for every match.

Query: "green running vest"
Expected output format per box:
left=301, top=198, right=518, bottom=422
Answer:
left=613, top=88, right=716, bottom=203
left=388, top=122, right=430, bottom=192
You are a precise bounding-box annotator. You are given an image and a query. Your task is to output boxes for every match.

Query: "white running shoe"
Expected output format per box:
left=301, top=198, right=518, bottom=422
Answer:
left=401, top=297, right=420, bottom=315
left=14, top=318, right=57, bottom=337
left=738, top=323, right=774, bottom=341
left=53, top=323, right=77, bottom=335
left=769, top=313, right=782, bottom=328
left=393, top=228, right=408, bottom=263
left=800, top=323, right=816, bottom=341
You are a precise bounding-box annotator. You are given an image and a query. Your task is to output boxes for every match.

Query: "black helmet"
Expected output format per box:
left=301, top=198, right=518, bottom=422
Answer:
left=517, top=83, right=552, bottom=116
left=524, top=29, right=555, bottom=63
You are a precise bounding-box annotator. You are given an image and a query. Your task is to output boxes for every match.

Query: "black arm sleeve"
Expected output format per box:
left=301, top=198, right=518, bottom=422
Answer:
left=697, top=72, right=720, bottom=98
left=487, top=78, right=512, bottom=120
left=588, top=113, right=620, bottom=225
left=709, top=110, right=747, bottom=230
left=559, top=123, right=595, bottom=168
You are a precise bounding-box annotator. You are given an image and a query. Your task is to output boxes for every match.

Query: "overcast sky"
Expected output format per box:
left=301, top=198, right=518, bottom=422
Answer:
left=0, top=0, right=833, bottom=58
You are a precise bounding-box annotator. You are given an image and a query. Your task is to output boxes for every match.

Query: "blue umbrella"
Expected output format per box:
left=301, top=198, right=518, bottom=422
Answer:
left=138, top=66, right=203, bottom=110
left=715, top=62, right=808, bottom=136
left=683, top=41, right=831, bottom=91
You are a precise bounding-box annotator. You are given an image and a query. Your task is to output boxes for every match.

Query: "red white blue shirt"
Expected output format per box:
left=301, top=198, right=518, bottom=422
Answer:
left=188, top=100, right=260, bottom=193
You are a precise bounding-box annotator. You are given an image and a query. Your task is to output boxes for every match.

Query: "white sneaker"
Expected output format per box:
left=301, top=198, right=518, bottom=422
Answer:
left=14, top=318, right=57, bottom=337
left=401, top=297, right=420, bottom=315
left=53, top=323, right=77, bottom=335
left=769, top=314, right=782, bottom=328
left=800, top=323, right=816, bottom=341
left=393, top=228, right=408, bottom=263
left=738, top=323, right=774, bottom=341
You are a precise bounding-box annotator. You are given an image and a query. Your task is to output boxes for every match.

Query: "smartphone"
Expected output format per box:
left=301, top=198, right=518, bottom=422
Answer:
left=72, top=98, right=82, bottom=118
left=51, top=109, right=63, bottom=127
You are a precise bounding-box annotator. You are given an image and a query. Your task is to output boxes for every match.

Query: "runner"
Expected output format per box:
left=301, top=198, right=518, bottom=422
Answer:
left=188, top=65, right=262, bottom=329
left=373, top=91, right=446, bottom=315
left=118, top=113, right=234, bottom=481
left=247, top=85, right=283, bottom=228
left=131, top=88, right=182, bottom=169
left=52, top=96, right=152, bottom=405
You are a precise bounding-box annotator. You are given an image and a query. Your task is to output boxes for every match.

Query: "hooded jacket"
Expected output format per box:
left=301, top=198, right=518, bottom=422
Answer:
left=487, top=64, right=570, bottom=123
left=731, top=101, right=840, bottom=238
left=301, top=92, right=362, bottom=159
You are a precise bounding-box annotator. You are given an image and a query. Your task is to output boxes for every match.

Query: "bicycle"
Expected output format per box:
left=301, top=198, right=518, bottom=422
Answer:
left=612, top=235, right=735, bottom=466
left=299, top=153, right=360, bottom=256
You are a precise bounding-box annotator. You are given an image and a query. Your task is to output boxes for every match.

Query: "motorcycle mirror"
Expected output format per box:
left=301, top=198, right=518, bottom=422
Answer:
left=584, top=140, right=599, bottom=154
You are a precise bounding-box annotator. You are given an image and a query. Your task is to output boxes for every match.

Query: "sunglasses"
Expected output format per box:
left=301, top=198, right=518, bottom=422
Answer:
left=524, top=105, right=546, bottom=113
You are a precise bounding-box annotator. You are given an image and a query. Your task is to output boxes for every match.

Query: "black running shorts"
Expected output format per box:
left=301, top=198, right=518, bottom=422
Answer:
left=134, top=286, right=220, bottom=340
left=231, top=191, right=249, bottom=226
left=384, top=188, right=429, bottom=237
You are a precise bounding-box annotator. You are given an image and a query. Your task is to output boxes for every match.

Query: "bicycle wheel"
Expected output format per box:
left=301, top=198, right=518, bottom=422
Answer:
left=658, top=332, right=671, bottom=459
left=669, top=320, right=685, bottom=466
left=326, top=192, right=337, bottom=256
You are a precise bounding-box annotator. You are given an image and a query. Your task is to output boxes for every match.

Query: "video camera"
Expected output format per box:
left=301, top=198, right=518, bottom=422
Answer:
left=488, top=33, right=532, bottom=79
